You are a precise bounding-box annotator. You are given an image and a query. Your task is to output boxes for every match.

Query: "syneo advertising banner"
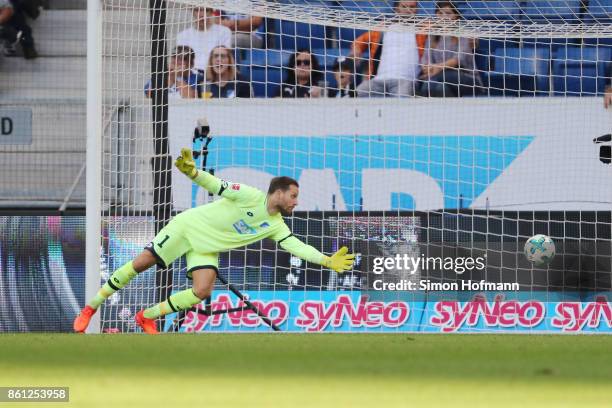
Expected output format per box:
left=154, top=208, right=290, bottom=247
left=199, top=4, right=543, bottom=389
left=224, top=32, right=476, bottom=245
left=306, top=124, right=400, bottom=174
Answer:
left=170, top=290, right=612, bottom=333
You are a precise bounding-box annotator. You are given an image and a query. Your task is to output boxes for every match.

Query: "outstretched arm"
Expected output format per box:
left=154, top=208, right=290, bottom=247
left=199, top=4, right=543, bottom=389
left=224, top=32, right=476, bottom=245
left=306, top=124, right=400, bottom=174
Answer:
left=175, top=148, right=261, bottom=202
left=277, top=233, right=355, bottom=273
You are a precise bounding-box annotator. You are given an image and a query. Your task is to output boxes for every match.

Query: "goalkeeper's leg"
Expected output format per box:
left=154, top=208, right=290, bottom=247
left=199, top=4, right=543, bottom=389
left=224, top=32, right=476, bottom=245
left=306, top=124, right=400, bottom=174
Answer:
left=135, top=266, right=217, bottom=334
left=72, top=250, right=157, bottom=333
left=73, top=220, right=190, bottom=333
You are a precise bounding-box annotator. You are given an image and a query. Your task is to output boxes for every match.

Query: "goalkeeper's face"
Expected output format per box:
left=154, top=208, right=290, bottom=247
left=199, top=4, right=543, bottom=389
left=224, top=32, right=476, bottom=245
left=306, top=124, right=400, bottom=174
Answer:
left=276, top=185, right=299, bottom=216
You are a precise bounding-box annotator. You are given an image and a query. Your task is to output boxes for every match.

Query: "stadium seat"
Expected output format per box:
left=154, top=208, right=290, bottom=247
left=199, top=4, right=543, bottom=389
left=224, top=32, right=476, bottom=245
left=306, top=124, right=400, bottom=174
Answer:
left=417, top=1, right=437, bottom=16
left=459, top=1, right=520, bottom=20
left=331, top=0, right=394, bottom=15
left=250, top=66, right=285, bottom=97
left=271, top=20, right=329, bottom=50
left=489, top=47, right=551, bottom=96
left=312, top=47, right=351, bottom=71
left=552, top=46, right=612, bottom=96
left=586, top=0, right=612, bottom=23
left=337, top=27, right=369, bottom=50
left=242, top=49, right=293, bottom=68
left=521, top=0, right=582, bottom=23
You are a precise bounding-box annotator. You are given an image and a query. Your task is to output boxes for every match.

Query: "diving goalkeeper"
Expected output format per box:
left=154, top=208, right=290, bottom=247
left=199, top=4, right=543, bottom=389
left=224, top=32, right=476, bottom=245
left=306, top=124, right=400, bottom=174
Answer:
left=74, top=148, right=355, bottom=334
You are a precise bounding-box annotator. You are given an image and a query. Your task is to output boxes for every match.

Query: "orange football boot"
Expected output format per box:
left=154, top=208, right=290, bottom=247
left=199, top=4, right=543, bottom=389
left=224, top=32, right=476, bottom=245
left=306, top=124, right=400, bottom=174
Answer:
left=73, top=305, right=97, bottom=333
left=135, top=310, right=159, bottom=334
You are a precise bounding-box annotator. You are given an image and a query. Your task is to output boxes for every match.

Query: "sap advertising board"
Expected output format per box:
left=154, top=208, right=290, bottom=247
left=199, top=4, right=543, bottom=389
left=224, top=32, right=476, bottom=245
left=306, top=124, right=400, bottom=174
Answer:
left=169, top=99, right=612, bottom=211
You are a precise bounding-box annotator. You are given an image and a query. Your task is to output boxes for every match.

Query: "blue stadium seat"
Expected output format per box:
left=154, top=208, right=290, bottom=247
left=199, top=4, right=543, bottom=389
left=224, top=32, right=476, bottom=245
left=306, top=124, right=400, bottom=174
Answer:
left=337, top=27, right=368, bottom=50
left=459, top=1, right=520, bottom=20
left=489, top=47, right=551, bottom=96
left=312, top=47, right=352, bottom=70
left=521, top=0, right=582, bottom=23
left=586, top=0, right=612, bottom=23
left=242, top=49, right=293, bottom=68
left=250, top=66, right=285, bottom=97
left=271, top=20, right=329, bottom=50
left=475, top=39, right=520, bottom=74
left=552, top=46, right=612, bottom=96
left=418, top=1, right=437, bottom=16
left=331, top=0, right=394, bottom=14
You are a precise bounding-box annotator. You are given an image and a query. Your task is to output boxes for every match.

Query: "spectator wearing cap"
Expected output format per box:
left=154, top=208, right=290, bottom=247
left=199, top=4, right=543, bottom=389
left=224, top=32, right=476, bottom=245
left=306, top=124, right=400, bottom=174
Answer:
left=328, top=57, right=357, bottom=98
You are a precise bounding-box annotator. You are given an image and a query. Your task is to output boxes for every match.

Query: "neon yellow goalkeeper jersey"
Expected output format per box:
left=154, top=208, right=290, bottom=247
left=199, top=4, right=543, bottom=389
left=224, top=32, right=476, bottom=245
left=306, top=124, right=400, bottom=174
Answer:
left=174, top=171, right=325, bottom=265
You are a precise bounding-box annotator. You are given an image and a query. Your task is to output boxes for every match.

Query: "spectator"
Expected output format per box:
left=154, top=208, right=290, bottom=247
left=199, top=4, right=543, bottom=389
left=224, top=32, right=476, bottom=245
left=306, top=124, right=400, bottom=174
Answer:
left=418, top=1, right=482, bottom=97
left=0, top=0, right=37, bottom=59
left=202, top=45, right=252, bottom=98
left=219, top=11, right=264, bottom=49
left=278, top=49, right=325, bottom=98
left=176, top=7, right=231, bottom=73
left=355, top=0, right=421, bottom=97
left=350, top=7, right=426, bottom=87
left=328, top=57, right=357, bottom=98
left=145, top=46, right=201, bottom=99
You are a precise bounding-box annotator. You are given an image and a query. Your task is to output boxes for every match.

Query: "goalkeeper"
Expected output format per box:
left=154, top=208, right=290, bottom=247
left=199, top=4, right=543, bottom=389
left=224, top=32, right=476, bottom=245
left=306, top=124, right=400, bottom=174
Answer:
left=74, top=148, right=355, bottom=334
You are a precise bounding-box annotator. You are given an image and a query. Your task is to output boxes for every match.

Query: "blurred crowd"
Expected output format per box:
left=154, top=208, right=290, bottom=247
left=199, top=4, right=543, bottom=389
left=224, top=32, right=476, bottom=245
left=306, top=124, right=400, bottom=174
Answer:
left=143, top=1, right=612, bottom=101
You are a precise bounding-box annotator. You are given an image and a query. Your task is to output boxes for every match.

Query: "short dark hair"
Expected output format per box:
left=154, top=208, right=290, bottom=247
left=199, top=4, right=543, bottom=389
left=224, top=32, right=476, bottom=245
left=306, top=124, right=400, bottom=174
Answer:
left=172, top=45, right=195, bottom=66
left=393, top=0, right=417, bottom=12
left=268, top=176, right=299, bottom=195
left=435, top=1, right=459, bottom=16
left=333, top=57, right=355, bottom=74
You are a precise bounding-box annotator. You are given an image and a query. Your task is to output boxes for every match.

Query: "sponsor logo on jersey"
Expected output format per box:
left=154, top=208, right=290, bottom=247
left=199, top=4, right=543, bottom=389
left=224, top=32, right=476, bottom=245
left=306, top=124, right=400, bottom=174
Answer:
left=247, top=211, right=254, bottom=217
left=232, top=219, right=256, bottom=234
left=231, top=183, right=240, bottom=191
left=260, top=222, right=270, bottom=228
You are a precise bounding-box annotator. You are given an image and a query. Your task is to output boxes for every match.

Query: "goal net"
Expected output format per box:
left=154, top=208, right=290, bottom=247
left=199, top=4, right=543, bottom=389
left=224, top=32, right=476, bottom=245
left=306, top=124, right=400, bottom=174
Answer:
left=96, top=0, right=612, bottom=333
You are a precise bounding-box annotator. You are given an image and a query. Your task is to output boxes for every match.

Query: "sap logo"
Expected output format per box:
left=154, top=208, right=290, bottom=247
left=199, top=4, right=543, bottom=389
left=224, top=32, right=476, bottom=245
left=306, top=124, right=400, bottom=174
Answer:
left=260, top=222, right=270, bottom=228
left=209, top=136, right=533, bottom=211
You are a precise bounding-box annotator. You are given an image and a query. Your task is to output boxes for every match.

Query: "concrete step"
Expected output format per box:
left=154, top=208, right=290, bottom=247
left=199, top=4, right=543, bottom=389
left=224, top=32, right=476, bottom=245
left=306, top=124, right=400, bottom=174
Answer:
left=45, top=0, right=86, bottom=10
left=31, top=10, right=86, bottom=56
left=0, top=56, right=149, bottom=103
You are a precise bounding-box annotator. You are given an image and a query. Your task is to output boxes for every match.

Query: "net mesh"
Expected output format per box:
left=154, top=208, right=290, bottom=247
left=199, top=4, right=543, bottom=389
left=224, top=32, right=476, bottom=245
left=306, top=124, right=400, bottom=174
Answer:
left=98, top=0, right=612, bottom=333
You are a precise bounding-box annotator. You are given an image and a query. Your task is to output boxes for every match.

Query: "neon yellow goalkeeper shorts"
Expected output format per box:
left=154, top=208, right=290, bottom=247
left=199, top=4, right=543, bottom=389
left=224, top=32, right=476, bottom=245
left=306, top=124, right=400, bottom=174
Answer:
left=144, top=217, right=219, bottom=280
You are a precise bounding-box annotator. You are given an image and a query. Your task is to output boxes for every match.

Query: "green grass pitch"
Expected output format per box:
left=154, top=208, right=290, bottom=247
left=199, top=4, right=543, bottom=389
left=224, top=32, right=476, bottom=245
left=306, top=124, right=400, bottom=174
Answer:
left=1, top=334, right=612, bottom=407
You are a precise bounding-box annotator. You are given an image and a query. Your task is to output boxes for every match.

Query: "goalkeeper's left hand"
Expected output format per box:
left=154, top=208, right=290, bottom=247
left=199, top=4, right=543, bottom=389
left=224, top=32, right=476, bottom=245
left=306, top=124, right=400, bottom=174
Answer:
left=175, top=148, right=197, bottom=179
left=322, top=246, right=355, bottom=273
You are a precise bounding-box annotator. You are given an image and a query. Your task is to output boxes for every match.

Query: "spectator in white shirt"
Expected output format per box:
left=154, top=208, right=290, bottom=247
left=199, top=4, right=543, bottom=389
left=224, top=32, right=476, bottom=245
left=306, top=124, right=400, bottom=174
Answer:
left=176, top=7, right=232, bottom=73
left=356, top=0, right=420, bottom=97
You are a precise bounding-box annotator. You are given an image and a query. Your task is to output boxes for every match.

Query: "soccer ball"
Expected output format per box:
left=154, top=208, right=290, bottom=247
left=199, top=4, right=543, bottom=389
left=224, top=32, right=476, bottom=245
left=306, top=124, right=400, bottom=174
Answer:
left=524, top=234, right=555, bottom=266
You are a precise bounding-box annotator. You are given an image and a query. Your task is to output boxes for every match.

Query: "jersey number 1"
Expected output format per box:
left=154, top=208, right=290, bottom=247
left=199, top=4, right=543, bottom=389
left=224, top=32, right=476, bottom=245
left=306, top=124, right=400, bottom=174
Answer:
left=157, top=235, right=170, bottom=248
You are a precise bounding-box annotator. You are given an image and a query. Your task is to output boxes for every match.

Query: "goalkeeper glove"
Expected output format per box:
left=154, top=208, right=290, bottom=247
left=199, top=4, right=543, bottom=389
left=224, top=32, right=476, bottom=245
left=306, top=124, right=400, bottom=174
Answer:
left=175, top=148, right=197, bottom=179
left=322, top=246, right=355, bottom=273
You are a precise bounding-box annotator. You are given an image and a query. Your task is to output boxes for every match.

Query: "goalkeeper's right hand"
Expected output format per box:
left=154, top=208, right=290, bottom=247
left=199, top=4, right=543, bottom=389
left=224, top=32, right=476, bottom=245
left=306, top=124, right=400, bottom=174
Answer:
left=322, top=246, right=355, bottom=273
left=175, top=148, right=197, bottom=179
